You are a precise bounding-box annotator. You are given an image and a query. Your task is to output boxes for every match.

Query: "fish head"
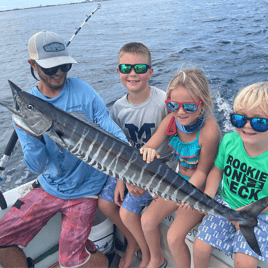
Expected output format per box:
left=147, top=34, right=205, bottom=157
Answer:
left=0, top=80, right=53, bottom=136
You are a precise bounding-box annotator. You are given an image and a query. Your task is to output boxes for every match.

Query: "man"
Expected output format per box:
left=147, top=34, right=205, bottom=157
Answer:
left=0, top=30, right=127, bottom=268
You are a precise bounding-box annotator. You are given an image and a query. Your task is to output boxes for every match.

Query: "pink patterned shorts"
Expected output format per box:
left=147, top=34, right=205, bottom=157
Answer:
left=0, top=185, right=98, bottom=267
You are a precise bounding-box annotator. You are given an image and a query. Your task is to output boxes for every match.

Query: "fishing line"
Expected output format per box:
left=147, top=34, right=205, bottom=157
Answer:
left=0, top=2, right=102, bottom=188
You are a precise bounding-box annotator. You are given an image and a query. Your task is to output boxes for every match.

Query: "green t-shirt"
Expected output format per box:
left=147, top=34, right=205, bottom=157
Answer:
left=215, top=132, right=268, bottom=212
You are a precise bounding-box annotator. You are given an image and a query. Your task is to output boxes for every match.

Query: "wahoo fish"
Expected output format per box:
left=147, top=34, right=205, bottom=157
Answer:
left=1, top=80, right=268, bottom=256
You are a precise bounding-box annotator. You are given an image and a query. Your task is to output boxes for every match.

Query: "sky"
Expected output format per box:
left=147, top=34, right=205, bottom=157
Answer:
left=0, top=0, right=78, bottom=11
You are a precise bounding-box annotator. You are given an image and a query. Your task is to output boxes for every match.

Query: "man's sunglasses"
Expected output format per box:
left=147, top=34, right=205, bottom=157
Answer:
left=165, top=98, right=203, bottom=114
left=230, top=113, right=268, bottom=132
left=37, top=63, right=72, bottom=76
left=118, top=64, right=151, bottom=74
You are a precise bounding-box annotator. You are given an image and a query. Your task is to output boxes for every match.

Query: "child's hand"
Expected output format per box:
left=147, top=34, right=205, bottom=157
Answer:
left=176, top=202, right=208, bottom=215
left=140, top=147, right=160, bottom=164
left=126, top=183, right=147, bottom=197
left=176, top=202, right=193, bottom=211
left=227, top=205, right=248, bottom=230
left=226, top=218, right=240, bottom=230
left=114, top=180, right=125, bottom=206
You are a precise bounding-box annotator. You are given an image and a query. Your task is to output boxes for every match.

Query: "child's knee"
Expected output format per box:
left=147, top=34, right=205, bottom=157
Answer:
left=234, top=253, right=259, bottom=268
left=119, top=207, right=130, bottom=223
left=167, top=229, right=183, bottom=248
left=141, top=213, right=151, bottom=231
left=141, top=212, right=157, bottom=233
left=193, top=238, right=212, bottom=257
left=120, top=207, right=139, bottom=226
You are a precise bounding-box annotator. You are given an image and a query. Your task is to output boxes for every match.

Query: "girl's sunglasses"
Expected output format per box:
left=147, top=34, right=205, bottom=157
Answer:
left=118, top=64, right=151, bottom=74
left=230, top=113, right=268, bottom=132
left=165, top=98, right=203, bottom=114
left=37, top=63, right=72, bottom=76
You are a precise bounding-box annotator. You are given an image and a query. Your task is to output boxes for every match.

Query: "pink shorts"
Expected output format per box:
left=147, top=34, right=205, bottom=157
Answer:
left=0, top=185, right=98, bottom=267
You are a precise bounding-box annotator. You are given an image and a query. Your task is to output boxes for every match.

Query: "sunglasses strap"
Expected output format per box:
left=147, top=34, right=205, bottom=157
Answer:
left=175, top=117, right=206, bottom=134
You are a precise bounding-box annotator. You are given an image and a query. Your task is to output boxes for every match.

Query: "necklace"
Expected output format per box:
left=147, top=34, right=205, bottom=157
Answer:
left=175, top=117, right=206, bottom=133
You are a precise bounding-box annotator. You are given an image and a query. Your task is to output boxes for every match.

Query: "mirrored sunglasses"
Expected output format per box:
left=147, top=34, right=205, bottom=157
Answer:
left=165, top=98, right=203, bottom=114
left=230, top=113, right=268, bottom=132
left=118, top=64, right=151, bottom=74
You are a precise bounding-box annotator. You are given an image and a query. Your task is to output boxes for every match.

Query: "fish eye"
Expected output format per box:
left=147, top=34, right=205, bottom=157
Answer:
left=27, top=104, right=34, bottom=110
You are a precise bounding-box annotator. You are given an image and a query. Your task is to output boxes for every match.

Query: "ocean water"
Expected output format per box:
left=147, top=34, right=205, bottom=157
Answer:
left=0, top=0, right=268, bottom=192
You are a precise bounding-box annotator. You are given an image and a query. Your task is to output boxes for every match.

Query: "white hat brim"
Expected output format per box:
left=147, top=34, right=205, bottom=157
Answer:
left=36, top=56, right=77, bottom=68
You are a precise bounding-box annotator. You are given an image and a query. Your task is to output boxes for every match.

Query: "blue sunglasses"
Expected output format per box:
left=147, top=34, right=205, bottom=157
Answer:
left=230, top=113, right=268, bottom=132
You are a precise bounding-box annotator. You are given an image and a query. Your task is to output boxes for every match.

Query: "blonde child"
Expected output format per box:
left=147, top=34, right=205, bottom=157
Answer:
left=140, top=68, right=221, bottom=268
left=98, top=42, right=172, bottom=268
left=194, top=82, right=268, bottom=268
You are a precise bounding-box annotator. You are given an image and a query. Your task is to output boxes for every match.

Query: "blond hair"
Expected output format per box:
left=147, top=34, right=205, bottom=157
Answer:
left=234, top=82, right=268, bottom=116
left=118, top=42, right=151, bottom=65
left=166, top=68, right=213, bottom=117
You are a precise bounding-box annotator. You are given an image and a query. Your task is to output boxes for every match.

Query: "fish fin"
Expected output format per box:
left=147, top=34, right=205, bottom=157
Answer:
left=55, top=143, right=65, bottom=153
left=46, top=129, right=67, bottom=152
left=70, top=111, right=129, bottom=146
left=238, top=196, right=268, bottom=256
left=239, top=225, right=261, bottom=256
left=70, top=111, right=95, bottom=125
left=242, top=196, right=268, bottom=217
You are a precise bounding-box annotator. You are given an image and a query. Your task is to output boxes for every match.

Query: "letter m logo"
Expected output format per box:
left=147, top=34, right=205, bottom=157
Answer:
left=125, top=123, right=155, bottom=143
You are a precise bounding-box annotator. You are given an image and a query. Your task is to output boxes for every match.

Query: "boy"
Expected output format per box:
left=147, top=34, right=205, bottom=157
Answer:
left=193, top=82, right=268, bottom=268
left=99, top=42, right=172, bottom=268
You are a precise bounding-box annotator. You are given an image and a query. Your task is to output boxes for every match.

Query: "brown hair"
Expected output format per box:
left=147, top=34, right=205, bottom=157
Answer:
left=166, top=68, right=213, bottom=117
left=118, top=42, right=151, bottom=65
left=234, top=82, right=268, bottom=116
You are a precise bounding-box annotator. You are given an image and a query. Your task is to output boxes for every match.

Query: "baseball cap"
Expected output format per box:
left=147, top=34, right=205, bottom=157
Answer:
left=28, top=30, right=77, bottom=68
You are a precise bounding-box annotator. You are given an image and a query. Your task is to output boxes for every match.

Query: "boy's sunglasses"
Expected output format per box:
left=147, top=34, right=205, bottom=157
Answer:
left=118, top=64, right=151, bottom=74
left=37, top=63, right=72, bottom=76
left=230, top=113, right=268, bottom=132
left=165, top=98, right=203, bottom=114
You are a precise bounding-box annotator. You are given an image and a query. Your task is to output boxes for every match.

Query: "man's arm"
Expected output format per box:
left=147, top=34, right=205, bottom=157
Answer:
left=14, top=124, right=49, bottom=174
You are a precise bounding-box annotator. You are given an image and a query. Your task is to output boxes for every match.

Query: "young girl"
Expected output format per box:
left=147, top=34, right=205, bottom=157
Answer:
left=140, top=68, right=221, bottom=268
left=193, top=82, right=268, bottom=268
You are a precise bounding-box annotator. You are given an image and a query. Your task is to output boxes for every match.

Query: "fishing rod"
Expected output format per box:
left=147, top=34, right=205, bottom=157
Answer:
left=31, top=2, right=101, bottom=81
left=0, top=2, right=102, bottom=209
left=66, top=2, right=101, bottom=47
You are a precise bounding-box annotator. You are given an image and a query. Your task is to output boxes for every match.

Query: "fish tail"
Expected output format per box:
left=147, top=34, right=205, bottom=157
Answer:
left=239, top=196, right=268, bottom=256
left=239, top=225, right=261, bottom=256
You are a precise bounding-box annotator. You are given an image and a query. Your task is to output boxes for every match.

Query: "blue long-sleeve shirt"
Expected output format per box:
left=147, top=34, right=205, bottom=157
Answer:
left=15, top=77, right=127, bottom=199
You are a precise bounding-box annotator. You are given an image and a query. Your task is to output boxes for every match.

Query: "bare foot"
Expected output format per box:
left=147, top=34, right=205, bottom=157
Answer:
left=118, top=243, right=140, bottom=268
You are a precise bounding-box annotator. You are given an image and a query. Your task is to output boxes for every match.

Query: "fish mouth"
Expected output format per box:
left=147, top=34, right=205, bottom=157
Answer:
left=0, top=80, right=23, bottom=117
left=9, top=80, right=22, bottom=112
left=0, top=100, right=22, bottom=117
